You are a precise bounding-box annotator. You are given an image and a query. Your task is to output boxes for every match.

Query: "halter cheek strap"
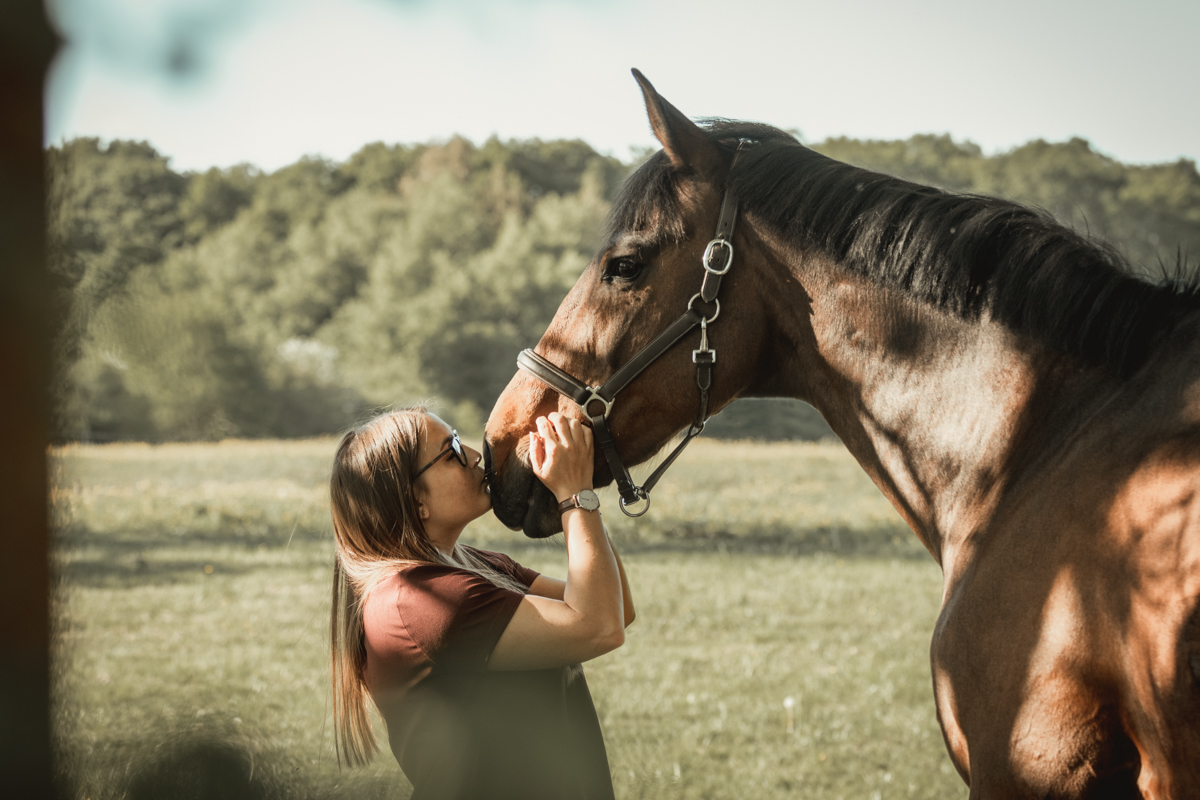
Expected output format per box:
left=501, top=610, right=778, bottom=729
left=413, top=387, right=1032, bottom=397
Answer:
left=517, top=146, right=742, bottom=517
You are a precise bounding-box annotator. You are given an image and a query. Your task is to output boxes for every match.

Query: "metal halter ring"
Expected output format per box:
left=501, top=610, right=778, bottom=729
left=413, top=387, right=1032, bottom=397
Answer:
left=702, top=238, right=734, bottom=275
left=578, top=389, right=614, bottom=420
left=687, top=293, right=721, bottom=324
left=619, top=489, right=651, bottom=518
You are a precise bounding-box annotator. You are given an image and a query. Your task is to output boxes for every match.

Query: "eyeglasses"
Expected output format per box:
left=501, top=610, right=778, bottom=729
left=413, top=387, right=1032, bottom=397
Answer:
left=413, top=430, right=468, bottom=478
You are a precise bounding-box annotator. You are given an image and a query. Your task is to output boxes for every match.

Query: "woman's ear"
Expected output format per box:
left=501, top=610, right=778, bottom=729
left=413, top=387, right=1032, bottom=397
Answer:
left=411, top=478, right=430, bottom=517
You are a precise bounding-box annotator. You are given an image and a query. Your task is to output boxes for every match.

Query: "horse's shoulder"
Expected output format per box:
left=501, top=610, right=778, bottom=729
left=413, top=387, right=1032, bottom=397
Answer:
left=1105, top=427, right=1200, bottom=591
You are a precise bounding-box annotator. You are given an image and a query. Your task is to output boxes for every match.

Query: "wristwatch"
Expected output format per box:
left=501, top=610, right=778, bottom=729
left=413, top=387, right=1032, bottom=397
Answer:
left=558, top=489, right=600, bottom=514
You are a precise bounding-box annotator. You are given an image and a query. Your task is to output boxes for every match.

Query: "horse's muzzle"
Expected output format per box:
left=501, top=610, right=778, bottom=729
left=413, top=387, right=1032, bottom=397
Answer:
left=483, top=438, right=561, bottom=538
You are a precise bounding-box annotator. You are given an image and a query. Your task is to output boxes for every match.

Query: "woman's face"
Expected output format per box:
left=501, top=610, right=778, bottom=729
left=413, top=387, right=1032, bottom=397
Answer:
left=414, top=413, right=492, bottom=540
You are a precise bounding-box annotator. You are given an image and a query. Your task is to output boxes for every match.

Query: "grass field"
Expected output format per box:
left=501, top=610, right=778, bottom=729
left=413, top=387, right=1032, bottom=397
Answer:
left=51, top=437, right=966, bottom=799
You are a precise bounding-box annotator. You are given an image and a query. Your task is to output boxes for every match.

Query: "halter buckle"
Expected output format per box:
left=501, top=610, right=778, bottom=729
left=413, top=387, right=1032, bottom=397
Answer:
left=702, top=238, right=734, bottom=275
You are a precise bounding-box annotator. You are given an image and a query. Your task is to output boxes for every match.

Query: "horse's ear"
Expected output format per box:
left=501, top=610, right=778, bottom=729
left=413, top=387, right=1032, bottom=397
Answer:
left=632, top=69, right=725, bottom=181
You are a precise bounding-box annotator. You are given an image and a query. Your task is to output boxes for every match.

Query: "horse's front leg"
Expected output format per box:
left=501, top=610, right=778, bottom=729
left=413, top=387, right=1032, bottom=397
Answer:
left=930, top=635, right=971, bottom=785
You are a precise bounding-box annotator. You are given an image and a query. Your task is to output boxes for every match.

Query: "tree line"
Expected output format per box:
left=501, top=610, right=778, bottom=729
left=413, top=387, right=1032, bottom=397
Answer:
left=47, top=132, right=1200, bottom=442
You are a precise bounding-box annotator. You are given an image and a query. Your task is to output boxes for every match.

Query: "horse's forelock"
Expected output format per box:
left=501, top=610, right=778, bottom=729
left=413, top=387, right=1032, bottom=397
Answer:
left=605, top=150, right=684, bottom=245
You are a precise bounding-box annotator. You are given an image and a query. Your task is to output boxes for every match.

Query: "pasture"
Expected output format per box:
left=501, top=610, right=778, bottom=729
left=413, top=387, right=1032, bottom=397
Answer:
left=51, top=437, right=966, bottom=799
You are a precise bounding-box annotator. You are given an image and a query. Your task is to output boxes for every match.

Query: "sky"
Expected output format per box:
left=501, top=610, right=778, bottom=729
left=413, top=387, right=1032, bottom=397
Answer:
left=45, top=0, right=1200, bottom=174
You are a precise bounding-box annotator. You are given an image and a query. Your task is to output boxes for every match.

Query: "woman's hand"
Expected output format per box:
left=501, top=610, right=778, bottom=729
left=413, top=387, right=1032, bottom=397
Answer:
left=528, top=412, right=594, bottom=502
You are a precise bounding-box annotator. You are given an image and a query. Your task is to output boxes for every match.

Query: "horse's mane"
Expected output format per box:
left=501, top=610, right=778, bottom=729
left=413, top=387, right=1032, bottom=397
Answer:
left=608, top=120, right=1200, bottom=377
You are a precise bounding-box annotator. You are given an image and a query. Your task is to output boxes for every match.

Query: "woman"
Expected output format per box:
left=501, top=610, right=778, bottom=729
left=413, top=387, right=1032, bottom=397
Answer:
left=329, top=406, right=633, bottom=799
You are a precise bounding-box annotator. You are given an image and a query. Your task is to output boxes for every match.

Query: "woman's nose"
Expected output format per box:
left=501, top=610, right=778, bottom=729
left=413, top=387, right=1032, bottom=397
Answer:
left=465, top=444, right=482, bottom=467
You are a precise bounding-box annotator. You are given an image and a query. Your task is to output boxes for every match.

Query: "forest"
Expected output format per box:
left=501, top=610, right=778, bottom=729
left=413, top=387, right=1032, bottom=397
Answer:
left=47, top=131, right=1200, bottom=442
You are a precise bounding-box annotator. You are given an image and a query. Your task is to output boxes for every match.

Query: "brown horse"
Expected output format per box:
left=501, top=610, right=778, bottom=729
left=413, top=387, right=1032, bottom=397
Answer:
left=483, top=71, right=1200, bottom=798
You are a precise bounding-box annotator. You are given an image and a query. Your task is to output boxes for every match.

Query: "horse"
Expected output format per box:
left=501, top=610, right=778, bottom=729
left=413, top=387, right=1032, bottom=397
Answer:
left=482, top=70, right=1200, bottom=798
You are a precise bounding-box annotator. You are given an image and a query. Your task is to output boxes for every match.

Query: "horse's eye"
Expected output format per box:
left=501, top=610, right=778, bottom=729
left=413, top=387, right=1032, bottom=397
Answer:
left=605, top=257, right=644, bottom=283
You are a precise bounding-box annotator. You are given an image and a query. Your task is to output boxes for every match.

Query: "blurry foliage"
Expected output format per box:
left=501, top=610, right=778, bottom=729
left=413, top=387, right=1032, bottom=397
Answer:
left=49, top=135, right=621, bottom=441
left=47, top=133, right=1200, bottom=442
left=46, top=139, right=187, bottom=365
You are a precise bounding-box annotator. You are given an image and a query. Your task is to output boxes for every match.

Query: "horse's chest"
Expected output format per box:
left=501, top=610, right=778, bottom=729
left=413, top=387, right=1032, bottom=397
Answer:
left=932, top=572, right=1140, bottom=797
left=1003, top=669, right=1141, bottom=797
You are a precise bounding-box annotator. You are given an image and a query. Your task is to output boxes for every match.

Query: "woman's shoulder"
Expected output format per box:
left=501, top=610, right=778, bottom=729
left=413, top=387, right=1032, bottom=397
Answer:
left=460, top=545, right=515, bottom=570
left=390, top=554, right=515, bottom=601
left=374, top=555, right=528, bottom=670
left=364, top=563, right=471, bottom=616
left=365, top=564, right=498, bottom=646
left=460, top=546, right=539, bottom=588
left=370, top=550, right=535, bottom=612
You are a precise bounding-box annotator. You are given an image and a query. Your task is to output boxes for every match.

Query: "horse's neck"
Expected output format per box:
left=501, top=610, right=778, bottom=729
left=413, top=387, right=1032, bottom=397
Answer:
left=768, top=259, right=1110, bottom=571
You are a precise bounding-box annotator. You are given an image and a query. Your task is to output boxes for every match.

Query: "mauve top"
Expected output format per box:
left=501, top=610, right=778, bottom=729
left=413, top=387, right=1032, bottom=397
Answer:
left=362, top=546, right=615, bottom=800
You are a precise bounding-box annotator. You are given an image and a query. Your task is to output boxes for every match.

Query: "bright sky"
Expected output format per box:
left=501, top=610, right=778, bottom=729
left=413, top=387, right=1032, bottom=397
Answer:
left=46, top=0, right=1200, bottom=173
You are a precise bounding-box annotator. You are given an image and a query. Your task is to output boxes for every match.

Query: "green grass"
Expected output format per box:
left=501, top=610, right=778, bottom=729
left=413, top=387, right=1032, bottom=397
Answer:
left=51, top=438, right=965, bottom=799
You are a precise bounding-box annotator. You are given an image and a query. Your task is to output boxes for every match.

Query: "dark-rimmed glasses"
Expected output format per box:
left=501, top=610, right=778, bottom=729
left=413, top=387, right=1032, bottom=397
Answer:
left=413, top=430, right=468, bottom=478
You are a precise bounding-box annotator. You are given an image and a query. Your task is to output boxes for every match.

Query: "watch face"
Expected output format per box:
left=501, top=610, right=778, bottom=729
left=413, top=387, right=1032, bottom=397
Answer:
left=577, top=489, right=600, bottom=511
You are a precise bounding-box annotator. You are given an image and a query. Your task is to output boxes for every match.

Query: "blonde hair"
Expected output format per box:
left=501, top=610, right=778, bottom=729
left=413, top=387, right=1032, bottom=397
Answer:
left=329, top=407, right=526, bottom=766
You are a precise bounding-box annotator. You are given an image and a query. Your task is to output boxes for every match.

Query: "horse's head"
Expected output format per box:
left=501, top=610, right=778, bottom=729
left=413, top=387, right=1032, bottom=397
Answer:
left=484, top=70, right=779, bottom=538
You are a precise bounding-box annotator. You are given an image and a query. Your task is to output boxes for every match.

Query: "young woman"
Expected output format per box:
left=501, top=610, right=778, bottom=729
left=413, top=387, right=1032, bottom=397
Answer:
left=329, top=406, right=634, bottom=799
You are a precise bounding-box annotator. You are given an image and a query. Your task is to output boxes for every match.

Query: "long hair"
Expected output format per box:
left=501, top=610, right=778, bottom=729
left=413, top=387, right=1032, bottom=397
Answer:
left=328, top=407, right=526, bottom=767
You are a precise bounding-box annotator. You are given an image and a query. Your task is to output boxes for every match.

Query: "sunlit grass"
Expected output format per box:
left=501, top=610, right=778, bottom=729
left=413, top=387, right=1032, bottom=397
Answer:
left=52, top=438, right=964, bottom=799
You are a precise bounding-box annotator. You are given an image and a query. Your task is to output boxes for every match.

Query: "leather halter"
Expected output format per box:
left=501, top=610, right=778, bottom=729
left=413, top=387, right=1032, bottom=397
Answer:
left=517, top=149, right=742, bottom=517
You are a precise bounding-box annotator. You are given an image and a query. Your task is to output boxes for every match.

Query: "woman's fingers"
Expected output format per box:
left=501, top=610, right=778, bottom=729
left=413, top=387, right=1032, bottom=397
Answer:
left=535, top=416, right=552, bottom=450
left=528, top=431, right=545, bottom=474
left=541, top=412, right=592, bottom=451
left=548, top=411, right=573, bottom=445
left=530, top=413, right=594, bottom=491
left=531, top=416, right=562, bottom=481
left=539, top=412, right=565, bottom=447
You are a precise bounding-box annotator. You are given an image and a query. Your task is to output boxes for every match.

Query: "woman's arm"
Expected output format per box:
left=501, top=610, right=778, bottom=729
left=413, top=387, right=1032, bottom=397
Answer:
left=526, top=575, right=565, bottom=600
left=488, top=413, right=626, bottom=671
left=527, top=527, right=635, bottom=627
left=611, top=533, right=636, bottom=627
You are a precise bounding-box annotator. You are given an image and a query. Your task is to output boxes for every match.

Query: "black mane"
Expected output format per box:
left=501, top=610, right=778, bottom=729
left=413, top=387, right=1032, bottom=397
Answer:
left=608, top=120, right=1200, bottom=377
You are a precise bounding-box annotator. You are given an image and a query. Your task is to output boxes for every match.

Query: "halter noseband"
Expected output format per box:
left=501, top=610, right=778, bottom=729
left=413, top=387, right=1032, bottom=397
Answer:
left=517, top=149, right=742, bottom=517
